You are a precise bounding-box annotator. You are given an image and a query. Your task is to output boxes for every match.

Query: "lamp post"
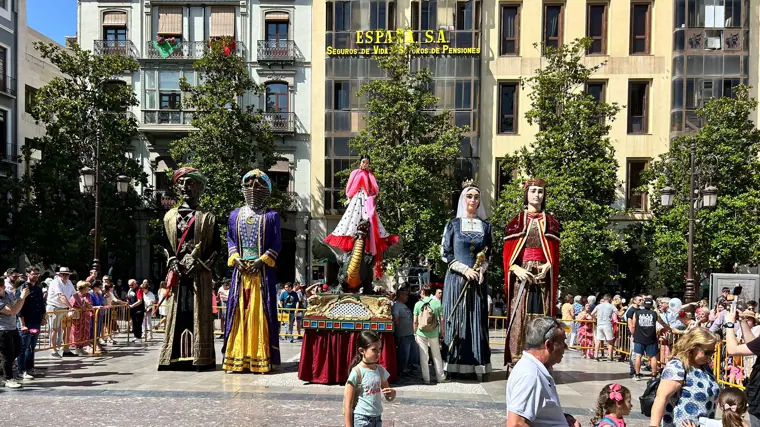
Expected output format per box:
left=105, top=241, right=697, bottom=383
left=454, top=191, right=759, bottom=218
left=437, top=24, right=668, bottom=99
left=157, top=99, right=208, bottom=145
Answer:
left=660, top=141, right=718, bottom=303
left=303, top=214, right=311, bottom=286
left=80, top=143, right=130, bottom=274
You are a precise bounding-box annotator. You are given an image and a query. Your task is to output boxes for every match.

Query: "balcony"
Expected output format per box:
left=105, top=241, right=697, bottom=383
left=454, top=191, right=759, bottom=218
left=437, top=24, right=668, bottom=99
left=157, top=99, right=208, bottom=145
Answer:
left=262, top=112, right=296, bottom=135
left=0, top=76, right=16, bottom=97
left=144, top=40, right=247, bottom=60
left=142, top=109, right=194, bottom=125
left=257, top=40, right=296, bottom=64
left=94, top=40, right=139, bottom=58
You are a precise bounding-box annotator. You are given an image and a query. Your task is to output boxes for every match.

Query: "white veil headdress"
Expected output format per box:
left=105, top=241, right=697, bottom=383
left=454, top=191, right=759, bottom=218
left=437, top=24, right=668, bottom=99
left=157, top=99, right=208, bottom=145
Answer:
left=456, top=186, right=487, bottom=220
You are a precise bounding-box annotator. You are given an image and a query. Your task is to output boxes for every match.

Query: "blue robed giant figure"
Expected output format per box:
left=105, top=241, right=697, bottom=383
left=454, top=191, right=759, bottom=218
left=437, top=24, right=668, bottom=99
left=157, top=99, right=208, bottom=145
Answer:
left=222, top=169, right=282, bottom=373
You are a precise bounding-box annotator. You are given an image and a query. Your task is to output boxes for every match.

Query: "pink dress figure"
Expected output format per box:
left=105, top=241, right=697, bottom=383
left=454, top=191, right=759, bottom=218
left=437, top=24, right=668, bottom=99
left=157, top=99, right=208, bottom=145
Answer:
left=324, top=155, right=398, bottom=278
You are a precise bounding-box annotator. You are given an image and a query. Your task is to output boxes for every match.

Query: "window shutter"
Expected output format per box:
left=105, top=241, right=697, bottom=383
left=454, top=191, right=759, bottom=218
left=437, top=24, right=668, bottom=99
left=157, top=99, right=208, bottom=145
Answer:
left=157, top=6, right=183, bottom=36
left=103, top=11, right=127, bottom=26
left=210, top=6, right=236, bottom=37
left=265, top=11, right=290, bottom=21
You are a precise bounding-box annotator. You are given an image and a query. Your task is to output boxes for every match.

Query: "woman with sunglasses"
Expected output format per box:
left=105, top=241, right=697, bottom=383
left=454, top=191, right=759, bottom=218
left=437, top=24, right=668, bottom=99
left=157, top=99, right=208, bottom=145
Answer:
left=649, top=327, right=720, bottom=427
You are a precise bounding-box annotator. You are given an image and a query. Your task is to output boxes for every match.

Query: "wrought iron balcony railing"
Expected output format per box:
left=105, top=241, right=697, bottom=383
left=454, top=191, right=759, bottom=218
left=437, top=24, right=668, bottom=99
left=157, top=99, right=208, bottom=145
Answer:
left=94, top=40, right=139, bottom=58
left=0, top=76, right=16, bottom=97
left=257, top=40, right=296, bottom=63
left=144, top=40, right=247, bottom=60
left=142, top=109, right=194, bottom=125
left=262, top=112, right=296, bottom=134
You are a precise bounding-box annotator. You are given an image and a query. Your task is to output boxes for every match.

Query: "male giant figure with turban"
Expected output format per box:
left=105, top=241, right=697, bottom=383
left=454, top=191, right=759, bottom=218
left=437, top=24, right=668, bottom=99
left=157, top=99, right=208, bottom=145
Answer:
left=158, top=167, right=221, bottom=371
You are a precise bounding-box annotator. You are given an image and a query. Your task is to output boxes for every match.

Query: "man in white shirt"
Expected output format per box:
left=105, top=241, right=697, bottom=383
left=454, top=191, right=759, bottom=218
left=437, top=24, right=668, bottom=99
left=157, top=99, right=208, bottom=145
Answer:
left=506, top=316, right=580, bottom=427
left=46, top=267, right=76, bottom=358
left=591, top=294, right=616, bottom=361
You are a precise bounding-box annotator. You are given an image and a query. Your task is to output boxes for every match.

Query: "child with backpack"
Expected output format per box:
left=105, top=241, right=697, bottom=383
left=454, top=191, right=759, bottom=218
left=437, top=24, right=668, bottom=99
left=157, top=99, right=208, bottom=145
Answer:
left=413, top=284, right=448, bottom=384
left=591, top=383, right=632, bottom=427
left=343, top=331, right=396, bottom=427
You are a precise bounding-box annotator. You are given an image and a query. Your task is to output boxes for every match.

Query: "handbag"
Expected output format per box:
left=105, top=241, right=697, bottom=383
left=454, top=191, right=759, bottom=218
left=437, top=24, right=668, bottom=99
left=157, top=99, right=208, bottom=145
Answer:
left=639, top=376, right=661, bottom=417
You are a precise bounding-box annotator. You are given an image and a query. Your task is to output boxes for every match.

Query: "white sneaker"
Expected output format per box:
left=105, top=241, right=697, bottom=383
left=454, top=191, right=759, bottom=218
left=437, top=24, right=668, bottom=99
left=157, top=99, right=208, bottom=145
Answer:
left=76, top=348, right=88, bottom=356
left=4, top=378, right=21, bottom=388
left=21, top=372, right=34, bottom=380
left=50, top=351, right=62, bottom=358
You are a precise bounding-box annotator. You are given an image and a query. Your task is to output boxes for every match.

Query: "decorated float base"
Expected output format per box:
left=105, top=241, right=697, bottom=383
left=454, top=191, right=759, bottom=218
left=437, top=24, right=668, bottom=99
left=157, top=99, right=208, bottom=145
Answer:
left=297, top=293, right=397, bottom=384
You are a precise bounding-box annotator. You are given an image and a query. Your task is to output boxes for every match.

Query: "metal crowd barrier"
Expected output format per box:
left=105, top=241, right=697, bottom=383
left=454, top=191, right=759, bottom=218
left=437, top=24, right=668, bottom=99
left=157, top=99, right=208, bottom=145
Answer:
left=35, top=304, right=134, bottom=355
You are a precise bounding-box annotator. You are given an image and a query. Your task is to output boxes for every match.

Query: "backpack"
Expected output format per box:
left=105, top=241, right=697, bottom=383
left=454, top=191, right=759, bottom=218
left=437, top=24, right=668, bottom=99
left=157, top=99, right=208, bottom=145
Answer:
left=350, top=366, right=363, bottom=411
left=639, top=376, right=661, bottom=417
left=595, top=416, right=617, bottom=427
left=418, top=299, right=438, bottom=332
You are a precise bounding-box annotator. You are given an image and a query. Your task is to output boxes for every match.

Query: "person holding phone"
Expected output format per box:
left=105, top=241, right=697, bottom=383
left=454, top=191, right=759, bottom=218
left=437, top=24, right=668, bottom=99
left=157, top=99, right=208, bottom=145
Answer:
left=17, top=267, right=45, bottom=380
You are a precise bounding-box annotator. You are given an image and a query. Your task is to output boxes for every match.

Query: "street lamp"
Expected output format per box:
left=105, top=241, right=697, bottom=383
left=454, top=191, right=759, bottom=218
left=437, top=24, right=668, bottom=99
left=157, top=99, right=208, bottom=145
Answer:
left=116, top=174, right=130, bottom=194
left=80, top=166, right=96, bottom=192
left=659, top=143, right=719, bottom=303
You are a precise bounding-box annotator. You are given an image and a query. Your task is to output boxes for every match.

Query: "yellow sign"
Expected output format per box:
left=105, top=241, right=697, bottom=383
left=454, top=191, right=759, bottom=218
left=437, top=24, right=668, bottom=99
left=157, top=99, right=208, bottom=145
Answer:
left=326, top=29, right=481, bottom=56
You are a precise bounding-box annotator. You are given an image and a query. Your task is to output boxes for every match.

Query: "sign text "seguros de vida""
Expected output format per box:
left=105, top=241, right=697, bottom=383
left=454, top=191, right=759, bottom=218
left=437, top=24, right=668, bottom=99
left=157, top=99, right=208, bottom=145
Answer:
left=325, top=29, right=481, bottom=56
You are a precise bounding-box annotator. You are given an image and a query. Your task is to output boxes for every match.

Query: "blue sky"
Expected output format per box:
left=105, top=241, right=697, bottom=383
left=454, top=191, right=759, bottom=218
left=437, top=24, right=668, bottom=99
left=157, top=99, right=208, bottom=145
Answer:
left=28, top=0, right=77, bottom=44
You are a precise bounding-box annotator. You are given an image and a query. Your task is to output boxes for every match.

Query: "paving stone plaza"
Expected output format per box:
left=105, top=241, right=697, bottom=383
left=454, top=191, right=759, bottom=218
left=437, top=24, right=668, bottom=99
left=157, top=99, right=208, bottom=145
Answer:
left=3, top=336, right=653, bottom=426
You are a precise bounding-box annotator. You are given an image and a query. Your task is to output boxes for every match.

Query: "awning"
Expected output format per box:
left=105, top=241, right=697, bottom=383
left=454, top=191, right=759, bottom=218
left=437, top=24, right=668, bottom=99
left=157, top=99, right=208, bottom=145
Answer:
left=265, top=11, right=289, bottom=21
left=267, top=159, right=290, bottom=173
left=210, top=6, right=235, bottom=37
left=103, top=11, right=127, bottom=26
left=158, top=6, right=183, bottom=36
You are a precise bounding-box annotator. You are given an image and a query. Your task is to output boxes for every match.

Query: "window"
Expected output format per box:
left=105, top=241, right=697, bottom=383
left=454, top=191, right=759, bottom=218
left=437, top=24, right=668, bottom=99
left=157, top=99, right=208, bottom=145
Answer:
left=157, top=6, right=183, bottom=37
left=104, top=27, right=127, bottom=41
left=266, top=82, right=289, bottom=113
left=0, top=46, right=6, bottom=84
left=370, top=1, right=395, bottom=30
left=0, top=110, right=8, bottom=162
left=498, top=82, right=518, bottom=134
left=587, top=4, right=607, bottom=55
left=543, top=5, right=564, bottom=50
left=586, top=81, right=606, bottom=122
left=145, top=70, right=194, bottom=124
left=266, top=15, right=289, bottom=47
left=411, top=1, right=437, bottom=31
left=456, top=1, right=474, bottom=30
left=495, top=159, right=514, bottom=201
left=627, top=159, right=649, bottom=211
left=210, top=6, right=235, bottom=38
left=628, top=81, right=649, bottom=134
left=334, top=81, right=349, bottom=110
left=0, top=1, right=6, bottom=9
left=500, top=5, right=520, bottom=56
left=103, top=11, right=128, bottom=45
left=630, top=3, right=651, bottom=55
left=25, top=86, right=38, bottom=114
left=334, top=1, right=351, bottom=32
left=455, top=80, right=472, bottom=110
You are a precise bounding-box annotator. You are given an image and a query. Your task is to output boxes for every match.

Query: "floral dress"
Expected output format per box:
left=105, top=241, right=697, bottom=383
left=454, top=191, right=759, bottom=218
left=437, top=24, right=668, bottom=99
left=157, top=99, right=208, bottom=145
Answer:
left=660, top=358, right=719, bottom=427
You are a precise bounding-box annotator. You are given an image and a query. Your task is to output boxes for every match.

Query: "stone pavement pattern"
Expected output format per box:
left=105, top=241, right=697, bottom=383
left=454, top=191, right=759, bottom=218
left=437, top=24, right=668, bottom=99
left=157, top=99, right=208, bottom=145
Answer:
left=2, top=336, right=653, bottom=426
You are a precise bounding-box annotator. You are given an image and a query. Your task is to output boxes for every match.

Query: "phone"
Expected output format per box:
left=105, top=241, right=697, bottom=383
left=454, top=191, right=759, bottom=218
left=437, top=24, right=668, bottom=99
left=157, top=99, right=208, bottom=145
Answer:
left=732, top=286, right=743, bottom=310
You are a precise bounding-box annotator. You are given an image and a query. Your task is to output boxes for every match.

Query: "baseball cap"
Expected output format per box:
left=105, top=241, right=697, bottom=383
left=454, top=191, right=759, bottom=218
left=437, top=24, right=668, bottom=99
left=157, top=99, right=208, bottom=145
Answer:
left=643, top=298, right=654, bottom=308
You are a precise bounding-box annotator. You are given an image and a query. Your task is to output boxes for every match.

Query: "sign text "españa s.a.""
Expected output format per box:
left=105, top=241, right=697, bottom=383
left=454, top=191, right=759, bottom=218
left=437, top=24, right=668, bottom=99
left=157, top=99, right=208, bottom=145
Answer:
left=325, top=29, right=481, bottom=56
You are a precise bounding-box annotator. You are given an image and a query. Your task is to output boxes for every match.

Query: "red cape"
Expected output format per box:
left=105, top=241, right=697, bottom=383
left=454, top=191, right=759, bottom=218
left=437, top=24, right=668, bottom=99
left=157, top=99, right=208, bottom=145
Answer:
left=502, top=211, right=561, bottom=317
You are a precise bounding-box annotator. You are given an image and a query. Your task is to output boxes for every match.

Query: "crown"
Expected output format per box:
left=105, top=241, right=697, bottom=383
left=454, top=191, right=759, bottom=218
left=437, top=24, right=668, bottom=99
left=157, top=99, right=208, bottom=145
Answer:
left=461, top=178, right=477, bottom=189
left=524, top=178, right=547, bottom=188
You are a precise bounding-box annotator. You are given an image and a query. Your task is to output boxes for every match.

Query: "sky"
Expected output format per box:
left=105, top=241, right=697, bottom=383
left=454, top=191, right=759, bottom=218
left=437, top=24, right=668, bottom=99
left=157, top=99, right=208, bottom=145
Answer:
left=28, top=0, right=77, bottom=45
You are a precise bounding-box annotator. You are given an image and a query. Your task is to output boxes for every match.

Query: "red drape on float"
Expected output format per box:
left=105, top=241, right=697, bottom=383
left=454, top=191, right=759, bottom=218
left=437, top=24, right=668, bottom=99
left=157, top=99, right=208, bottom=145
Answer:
left=298, top=330, right=397, bottom=384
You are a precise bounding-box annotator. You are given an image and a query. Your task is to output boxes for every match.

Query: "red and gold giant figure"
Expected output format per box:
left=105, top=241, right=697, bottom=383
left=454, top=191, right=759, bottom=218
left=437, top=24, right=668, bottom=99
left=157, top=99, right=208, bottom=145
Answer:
left=502, top=178, right=561, bottom=365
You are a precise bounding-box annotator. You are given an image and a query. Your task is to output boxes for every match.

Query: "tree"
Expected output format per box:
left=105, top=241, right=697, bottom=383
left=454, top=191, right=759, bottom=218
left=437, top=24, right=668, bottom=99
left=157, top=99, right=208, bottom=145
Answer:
left=643, top=85, right=760, bottom=292
left=346, top=37, right=463, bottom=270
left=491, top=39, right=626, bottom=295
left=170, top=37, right=278, bottom=231
left=6, top=43, right=146, bottom=275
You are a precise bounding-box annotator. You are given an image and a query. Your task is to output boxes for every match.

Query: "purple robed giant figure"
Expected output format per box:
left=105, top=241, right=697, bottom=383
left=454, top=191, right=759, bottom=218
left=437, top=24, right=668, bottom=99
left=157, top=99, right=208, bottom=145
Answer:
left=222, top=169, right=282, bottom=373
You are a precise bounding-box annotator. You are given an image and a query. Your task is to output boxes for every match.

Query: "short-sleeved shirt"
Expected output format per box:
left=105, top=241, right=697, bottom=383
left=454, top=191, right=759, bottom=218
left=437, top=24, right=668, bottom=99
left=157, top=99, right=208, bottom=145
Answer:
left=660, top=358, right=719, bottom=427
left=624, top=305, right=639, bottom=322
left=392, top=301, right=414, bottom=337
left=633, top=308, right=658, bottom=345
left=279, top=291, right=298, bottom=309
left=595, top=302, right=615, bottom=327
left=506, top=351, right=567, bottom=427
left=47, top=278, right=75, bottom=309
left=413, top=297, right=442, bottom=338
left=347, top=364, right=390, bottom=417
left=0, top=290, right=17, bottom=330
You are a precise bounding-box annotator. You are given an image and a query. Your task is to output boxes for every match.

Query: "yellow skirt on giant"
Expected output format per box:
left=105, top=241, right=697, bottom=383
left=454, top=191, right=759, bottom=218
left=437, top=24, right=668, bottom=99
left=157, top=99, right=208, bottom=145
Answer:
left=222, top=271, right=271, bottom=373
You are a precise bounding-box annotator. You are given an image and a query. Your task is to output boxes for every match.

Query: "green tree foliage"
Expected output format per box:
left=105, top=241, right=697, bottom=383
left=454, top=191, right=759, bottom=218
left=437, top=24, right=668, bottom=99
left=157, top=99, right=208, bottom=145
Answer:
left=346, top=37, right=463, bottom=270
left=7, top=43, right=146, bottom=275
left=491, top=39, right=625, bottom=295
left=643, top=85, right=760, bottom=291
left=170, top=37, right=278, bottom=231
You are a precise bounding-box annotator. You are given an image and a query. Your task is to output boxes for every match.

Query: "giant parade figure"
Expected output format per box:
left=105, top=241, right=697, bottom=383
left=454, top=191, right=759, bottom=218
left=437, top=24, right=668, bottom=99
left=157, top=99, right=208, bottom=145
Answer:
left=503, top=178, right=561, bottom=366
left=222, top=169, right=282, bottom=373
left=158, top=167, right=221, bottom=371
left=298, top=155, right=399, bottom=384
left=323, top=154, right=398, bottom=291
left=441, top=181, right=493, bottom=381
